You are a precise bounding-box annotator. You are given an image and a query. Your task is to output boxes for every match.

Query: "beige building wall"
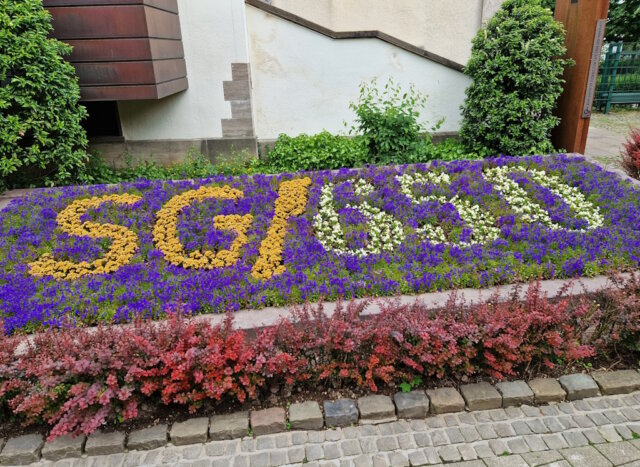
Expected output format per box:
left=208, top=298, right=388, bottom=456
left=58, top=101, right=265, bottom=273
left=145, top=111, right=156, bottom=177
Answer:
left=268, top=0, right=503, bottom=65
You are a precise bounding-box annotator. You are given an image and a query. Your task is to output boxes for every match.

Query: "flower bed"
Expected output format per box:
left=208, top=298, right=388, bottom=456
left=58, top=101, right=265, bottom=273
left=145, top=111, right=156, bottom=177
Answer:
left=1, top=154, right=640, bottom=332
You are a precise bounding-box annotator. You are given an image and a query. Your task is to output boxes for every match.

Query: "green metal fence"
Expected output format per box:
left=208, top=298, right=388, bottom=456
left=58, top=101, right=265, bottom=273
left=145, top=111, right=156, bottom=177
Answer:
left=595, top=42, right=640, bottom=113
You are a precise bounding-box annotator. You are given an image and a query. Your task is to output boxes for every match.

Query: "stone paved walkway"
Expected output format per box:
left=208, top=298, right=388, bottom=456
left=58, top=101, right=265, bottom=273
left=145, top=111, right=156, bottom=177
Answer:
left=22, top=391, right=640, bottom=466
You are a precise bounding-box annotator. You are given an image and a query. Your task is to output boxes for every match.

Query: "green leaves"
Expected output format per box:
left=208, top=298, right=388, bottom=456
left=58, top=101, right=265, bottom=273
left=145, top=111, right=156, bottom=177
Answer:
left=349, top=78, right=436, bottom=165
left=460, top=0, right=573, bottom=156
left=0, top=0, right=89, bottom=190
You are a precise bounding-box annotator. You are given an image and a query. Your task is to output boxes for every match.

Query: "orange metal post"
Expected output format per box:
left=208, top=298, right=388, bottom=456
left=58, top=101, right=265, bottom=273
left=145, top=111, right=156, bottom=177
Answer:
left=552, top=0, right=609, bottom=154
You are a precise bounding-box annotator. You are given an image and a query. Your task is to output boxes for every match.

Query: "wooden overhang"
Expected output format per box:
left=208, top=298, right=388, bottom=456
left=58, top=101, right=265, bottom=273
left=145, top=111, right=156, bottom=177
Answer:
left=43, top=0, right=188, bottom=101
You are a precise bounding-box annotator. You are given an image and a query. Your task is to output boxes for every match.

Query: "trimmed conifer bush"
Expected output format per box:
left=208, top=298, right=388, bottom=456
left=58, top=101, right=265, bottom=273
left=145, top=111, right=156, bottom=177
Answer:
left=0, top=0, right=88, bottom=189
left=459, top=0, right=573, bottom=156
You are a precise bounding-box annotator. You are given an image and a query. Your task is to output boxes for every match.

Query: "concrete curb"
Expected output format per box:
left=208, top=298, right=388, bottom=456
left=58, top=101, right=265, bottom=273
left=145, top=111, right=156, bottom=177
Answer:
left=3, top=369, right=640, bottom=465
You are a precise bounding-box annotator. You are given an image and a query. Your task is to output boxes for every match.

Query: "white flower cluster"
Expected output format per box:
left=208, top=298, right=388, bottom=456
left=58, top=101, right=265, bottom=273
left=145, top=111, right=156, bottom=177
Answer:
left=313, top=179, right=404, bottom=257
left=484, top=166, right=603, bottom=231
left=484, top=166, right=560, bottom=228
left=396, top=172, right=500, bottom=246
left=527, top=168, right=604, bottom=229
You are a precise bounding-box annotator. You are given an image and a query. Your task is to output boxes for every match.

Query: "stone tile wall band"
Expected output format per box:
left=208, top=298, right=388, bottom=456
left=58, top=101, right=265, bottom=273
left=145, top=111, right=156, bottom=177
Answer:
left=4, top=370, right=640, bottom=465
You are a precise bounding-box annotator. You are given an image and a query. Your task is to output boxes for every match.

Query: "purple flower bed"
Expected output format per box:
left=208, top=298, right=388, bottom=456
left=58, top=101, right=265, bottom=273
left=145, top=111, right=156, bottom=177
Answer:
left=1, top=154, right=639, bottom=333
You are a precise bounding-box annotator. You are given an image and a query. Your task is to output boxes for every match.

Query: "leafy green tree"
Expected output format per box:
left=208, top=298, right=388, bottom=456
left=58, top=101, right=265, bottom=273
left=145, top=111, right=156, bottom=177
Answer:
left=540, top=0, right=640, bottom=44
left=607, top=0, right=640, bottom=44
left=0, top=0, right=88, bottom=189
left=460, top=0, right=573, bottom=156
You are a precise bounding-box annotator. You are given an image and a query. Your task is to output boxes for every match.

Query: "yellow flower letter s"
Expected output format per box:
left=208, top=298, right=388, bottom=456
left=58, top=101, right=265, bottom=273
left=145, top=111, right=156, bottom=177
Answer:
left=28, top=194, right=142, bottom=280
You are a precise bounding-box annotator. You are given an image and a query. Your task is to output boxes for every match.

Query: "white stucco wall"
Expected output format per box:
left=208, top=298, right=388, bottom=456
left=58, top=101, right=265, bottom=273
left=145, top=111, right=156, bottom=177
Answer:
left=269, top=0, right=487, bottom=66
left=247, top=5, right=471, bottom=139
left=117, top=0, right=250, bottom=141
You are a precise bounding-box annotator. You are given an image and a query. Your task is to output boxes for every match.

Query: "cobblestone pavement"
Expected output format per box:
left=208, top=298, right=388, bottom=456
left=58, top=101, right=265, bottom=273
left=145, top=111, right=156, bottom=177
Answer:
left=23, top=391, right=640, bottom=466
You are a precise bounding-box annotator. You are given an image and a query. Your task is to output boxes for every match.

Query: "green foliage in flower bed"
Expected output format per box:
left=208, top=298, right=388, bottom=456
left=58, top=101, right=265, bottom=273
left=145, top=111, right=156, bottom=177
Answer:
left=0, top=0, right=89, bottom=190
left=460, top=0, right=573, bottom=156
left=257, top=131, right=369, bottom=172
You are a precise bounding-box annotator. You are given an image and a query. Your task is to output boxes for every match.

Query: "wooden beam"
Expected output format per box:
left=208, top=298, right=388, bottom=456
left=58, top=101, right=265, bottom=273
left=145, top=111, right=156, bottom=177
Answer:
left=552, top=0, right=609, bottom=154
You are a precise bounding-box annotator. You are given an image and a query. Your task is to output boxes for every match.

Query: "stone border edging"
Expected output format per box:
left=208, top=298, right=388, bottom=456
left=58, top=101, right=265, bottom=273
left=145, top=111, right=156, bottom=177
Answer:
left=2, top=369, right=640, bottom=465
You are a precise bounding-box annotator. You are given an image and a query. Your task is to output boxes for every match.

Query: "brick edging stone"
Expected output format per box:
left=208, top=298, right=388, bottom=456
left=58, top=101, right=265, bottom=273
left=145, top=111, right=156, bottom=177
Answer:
left=3, top=369, right=640, bottom=465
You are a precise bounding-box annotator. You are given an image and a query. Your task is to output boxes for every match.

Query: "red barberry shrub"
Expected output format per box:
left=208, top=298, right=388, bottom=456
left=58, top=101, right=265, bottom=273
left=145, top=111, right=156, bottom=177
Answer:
left=620, top=128, right=640, bottom=179
left=590, top=273, right=640, bottom=354
left=261, top=301, right=401, bottom=392
left=1, top=278, right=638, bottom=441
left=468, top=284, right=595, bottom=379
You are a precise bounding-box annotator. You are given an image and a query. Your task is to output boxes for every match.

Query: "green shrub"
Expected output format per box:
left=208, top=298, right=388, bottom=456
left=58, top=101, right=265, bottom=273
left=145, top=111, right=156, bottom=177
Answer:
left=260, top=131, right=368, bottom=172
left=349, top=78, right=438, bottom=165
left=459, top=0, right=573, bottom=156
left=0, top=0, right=89, bottom=189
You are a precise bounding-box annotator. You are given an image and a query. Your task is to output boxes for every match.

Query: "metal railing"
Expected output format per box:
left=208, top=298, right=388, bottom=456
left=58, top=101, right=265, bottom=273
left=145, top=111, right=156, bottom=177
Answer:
left=594, top=42, right=640, bottom=113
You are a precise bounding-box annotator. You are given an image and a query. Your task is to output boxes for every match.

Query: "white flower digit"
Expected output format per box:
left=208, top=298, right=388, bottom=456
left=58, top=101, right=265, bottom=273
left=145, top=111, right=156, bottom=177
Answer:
left=314, top=179, right=404, bottom=257
left=396, top=171, right=500, bottom=246
left=485, top=166, right=603, bottom=231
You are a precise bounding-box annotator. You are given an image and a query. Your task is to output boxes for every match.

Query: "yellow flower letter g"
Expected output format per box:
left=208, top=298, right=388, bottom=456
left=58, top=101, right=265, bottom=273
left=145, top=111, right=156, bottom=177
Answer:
left=28, top=194, right=142, bottom=280
left=153, top=185, right=253, bottom=269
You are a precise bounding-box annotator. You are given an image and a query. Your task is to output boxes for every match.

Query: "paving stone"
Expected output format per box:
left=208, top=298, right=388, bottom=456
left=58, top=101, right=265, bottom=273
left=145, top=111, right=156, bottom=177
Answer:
left=540, top=405, right=559, bottom=416
left=542, top=433, right=569, bottom=450
left=592, top=370, right=640, bottom=395
left=489, top=408, right=508, bottom=421
left=512, top=420, right=533, bottom=435
left=484, top=455, right=529, bottom=467
left=393, top=390, right=429, bottom=419
left=523, top=434, right=547, bottom=451
left=559, top=446, right=613, bottom=466
left=488, top=439, right=509, bottom=456
left=575, top=413, right=597, bottom=427
left=414, top=432, right=432, bottom=447
left=477, top=424, right=498, bottom=440
left=387, top=451, right=409, bottom=466
left=528, top=378, right=566, bottom=403
left=306, top=444, right=324, bottom=461
left=543, top=417, right=566, bottom=433
left=324, top=399, right=359, bottom=428
left=495, top=381, right=534, bottom=407
left=323, top=442, right=341, bottom=460
left=583, top=428, right=606, bottom=445
left=558, top=374, right=600, bottom=401
left=170, top=418, right=209, bottom=445
left=358, top=395, right=396, bottom=424
left=563, top=430, right=589, bottom=447
left=595, top=441, right=640, bottom=464
left=376, top=435, right=398, bottom=452
left=505, top=406, right=525, bottom=418
left=287, top=446, right=305, bottom=463
left=249, top=451, right=270, bottom=467
left=360, top=425, right=378, bottom=437
left=521, top=404, right=542, bottom=417
left=617, top=423, right=635, bottom=440
left=127, top=424, right=167, bottom=451
left=408, top=449, right=428, bottom=466
left=0, top=434, right=44, bottom=465
left=445, top=427, right=464, bottom=444
left=210, top=412, right=249, bottom=440
left=341, top=439, right=362, bottom=456
left=460, top=426, right=481, bottom=442
left=41, top=434, right=85, bottom=461
left=438, top=445, right=462, bottom=462
left=459, top=443, right=478, bottom=461
left=85, top=431, right=126, bottom=456
left=493, top=422, right=516, bottom=438
left=474, top=443, right=494, bottom=459
left=507, top=437, right=530, bottom=454
left=522, top=450, right=564, bottom=466
left=525, top=418, right=549, bottom=434
left=430, top=429, right=450, bottom=447
left=460, top=383, right=502, bottom=411
left=325, top=428, right=343, bottom=441
left=573, top=399, right=591, bottom=411
left=397, top=433, right=416, bottom=450
left=427, top=415, right=447, bottom=428
left=427, top=387, right=465, bottom=414
left=603, top=408, right=626, bottom=424
left=289, top=401, right=323, bottom=431
left=360, top=437, right=377, bottom=454
left=599, top=425, right=623, bottom=443
left=444, top=414, right=459, bottom=426
left=250, top=408, right=286, bottom=436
